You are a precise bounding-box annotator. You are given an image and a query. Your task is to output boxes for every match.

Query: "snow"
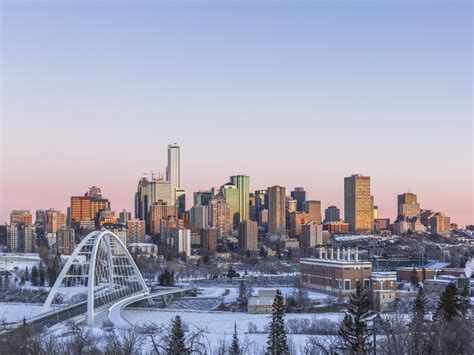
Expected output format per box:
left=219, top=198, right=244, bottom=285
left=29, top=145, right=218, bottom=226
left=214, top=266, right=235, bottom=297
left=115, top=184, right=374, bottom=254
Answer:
left=0, top=303, right=44, bottom=323
left=123, top=308, right=343, bottom=350
left=0, top=253, right=41, bottom=272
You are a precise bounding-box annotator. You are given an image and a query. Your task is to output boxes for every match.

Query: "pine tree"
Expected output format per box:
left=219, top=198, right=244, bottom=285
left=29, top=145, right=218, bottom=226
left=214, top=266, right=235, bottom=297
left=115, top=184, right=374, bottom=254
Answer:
left=238, top=281, right=248, bottom=310
left=0, top=276, right=3, bottom=289
left=24, top=267, right=29, bottom=281
left=459, top=283, right=470, bottom=316
left=410, top=286, right=427, bottom=353
left=48, top=255, right=60, bottom=287
left=31, top=265, right=39, bottom=286
left=39, top=267, right=45, bottom=286
left=434, top=282, right=461, bottom=321
left=229, top=322, right=241, bottom=355
left=4, top=274, right=10, bottom=288
left=266, top=289, right=289, bottom=355
left=166, top=316, right=188, bottom=354
left=339, top=282, right=375, bottom=353
left=410, top=268, right=420, bottom=289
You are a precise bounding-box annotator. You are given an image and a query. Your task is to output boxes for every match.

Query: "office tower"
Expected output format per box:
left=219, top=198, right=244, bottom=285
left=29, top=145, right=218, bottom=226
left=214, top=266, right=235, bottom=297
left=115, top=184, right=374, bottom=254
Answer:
left=119, top=209, right=132, bottom=224
left=169, top=229, right=191, bottom=257
left=193, top=190, right=213, bottom=206
left=127, top=219, right=146, bottom=244
left=98, top=209, right=118, bottom=226
left=397, top=193, right=421, bottom=219
left=149, top=201, right=177, bottom=235
left=10, top=210, right=33, bottom=225
left=373, top=206, right=379, bottom=220
left=268, top=185, right=286, bottom=237
left=201, top=227, right=218, bottom=254
left=35, top=210, right=47, bottom=224
left=45, top=209, right=67, bottom=233
left=208, top=198, right=232, bottom=237
left=219, top=183, right=239, bottom=224
left=238, top=220, right=258, bottom=252
left=344, top=174, right=373, bottom=233
left=431, top=213, right=451, bottom=236
left=291, top=187, right=306, bottom=211
left=190, top=205, right=208, bottom=231
left=258, top=209, right=269, bottom=231
left=302, top=221, right=324, bottom=247
left=57, top=227, right=76, bottom=255
left=249, top=193, right=256, bottom=221
left=71, top=186, right=110, bottom=227
left=7, top=222, right=36, bottom=252
left=303, top=200, right=322, bottom=224
left=290, top=211, right=310, bottom=239
left=286, top=199, right=297, bottom=229
left=176, top=188, right=186, bottom=215
left=230, top=175, right=250, bottom=222
left=325, top=206, right=340, bottom=223
left=135, top=177, right=172, bottom=231
left=254, top=189, right=268, bottom=219
left=167, top=143, right=180, bottom=202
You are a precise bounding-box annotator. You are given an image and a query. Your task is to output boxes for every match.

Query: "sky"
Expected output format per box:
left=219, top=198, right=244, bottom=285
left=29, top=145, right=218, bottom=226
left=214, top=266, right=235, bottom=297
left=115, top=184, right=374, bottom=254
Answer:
left=1, top=0, right=472, bottom=226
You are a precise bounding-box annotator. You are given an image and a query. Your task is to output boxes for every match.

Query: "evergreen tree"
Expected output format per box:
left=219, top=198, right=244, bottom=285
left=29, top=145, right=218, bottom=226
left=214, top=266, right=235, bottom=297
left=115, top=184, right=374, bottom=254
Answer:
left=31, top=265, right=39, bottom=286
left=339, top=282, right=375, bottom=353
left=24, top=267, right=29, bottom=281
left=238, top=281, right=248, bottom=310
left=410, top=268, right=420, bottom=289
left=39, top=267, right=45, bottom=286
left=4, top=274, right=10, bottom=288
left=266, top=289, right=289, bottom=355
left=229, top=322, right=241, bottom=355
left=410, top=286, right=428, bottom=353
left=0, top=276, right=3, bottom=288
left=434, top=282, right=461, bottom=321
left=459, top=283, right=470, bottom=316
left=48, top=255, right=60, bottom=287
left=166, top=315, right=188, bottom=354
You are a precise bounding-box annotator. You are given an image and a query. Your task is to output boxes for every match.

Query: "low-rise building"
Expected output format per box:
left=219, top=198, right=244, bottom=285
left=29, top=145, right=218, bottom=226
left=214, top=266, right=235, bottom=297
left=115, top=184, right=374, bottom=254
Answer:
left=127, top=243, right=160, bottom=258
left=371, top=272, right=397, bottom=312
left=248, top=289, right=285, bottom=314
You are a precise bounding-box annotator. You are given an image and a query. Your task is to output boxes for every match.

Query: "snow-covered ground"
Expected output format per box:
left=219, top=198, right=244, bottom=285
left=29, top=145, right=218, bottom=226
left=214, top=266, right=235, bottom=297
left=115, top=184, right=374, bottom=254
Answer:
left=0, top=303, right=44, bottom=323
left=0, top=253, right=41, bottom=272
left=123, top=308, right=343, bottom=351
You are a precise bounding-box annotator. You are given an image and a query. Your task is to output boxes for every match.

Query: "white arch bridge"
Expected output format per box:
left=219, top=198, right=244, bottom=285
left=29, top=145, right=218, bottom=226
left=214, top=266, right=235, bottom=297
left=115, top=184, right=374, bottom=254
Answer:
left=26, top=230, right=190, bottom=330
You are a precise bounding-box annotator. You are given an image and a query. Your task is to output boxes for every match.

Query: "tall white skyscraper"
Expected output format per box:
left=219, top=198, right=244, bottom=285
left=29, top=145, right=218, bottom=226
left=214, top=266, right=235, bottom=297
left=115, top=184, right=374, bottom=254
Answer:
left=166, top=143, right=181, bottom=204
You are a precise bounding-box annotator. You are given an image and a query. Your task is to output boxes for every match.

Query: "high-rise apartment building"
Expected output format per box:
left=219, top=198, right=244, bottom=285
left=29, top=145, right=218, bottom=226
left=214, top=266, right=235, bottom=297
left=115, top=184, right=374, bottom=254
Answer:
left=35, top=210, right=47, bottom=224
left=286, top=199, right=297, bottom=229
left=268, top=185, right=286, bottom=237
left=193, top=190, right=213, bottom=206
left=45, top=209, right=67, bottom=233
left=290, top=211, right=310, bottom=239
left=127, top=219, right=146, bottom=244
left=303, top=200, right=322, bottom=224
left=201, top=227, right=218, bottom=254
left=397, top=193, right=421, bottom=219
left=57, top=227, right=76, bottom=255
left=254, top=189, right=268, bottom=219
left=302, top=221, right=324, bottom=247
left=230, top=175, right=250, bottom=222
left=7, top=222, right=36, bottom=253
left=119, top=209, right=132, bottom=224
left=149, top=201, right=177, bottom=235
left=291, top=187, right=306, bottom=212
left=167, top=143, right=180, bottom=203
left=135, top=177, right=173, bottom=231
left=325, top=206, right=340, bottom=222
left=431, top=213, right=451, bottom=236
left=344, top=174, right=373, bottom=233
left=190, top=205, right=208, bottom=231
left=238, top=220, right=258, bottom=252
left=208, top=198, right=232, bottom=237
left=10, top=210, right=33, bottom=225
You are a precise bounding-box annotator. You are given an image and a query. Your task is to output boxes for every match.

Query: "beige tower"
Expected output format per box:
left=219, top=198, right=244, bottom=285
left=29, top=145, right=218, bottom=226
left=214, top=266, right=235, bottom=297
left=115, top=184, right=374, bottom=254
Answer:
left=344, top=174, right=373, bottom=233
left=268, top=185, right=286, bottom=236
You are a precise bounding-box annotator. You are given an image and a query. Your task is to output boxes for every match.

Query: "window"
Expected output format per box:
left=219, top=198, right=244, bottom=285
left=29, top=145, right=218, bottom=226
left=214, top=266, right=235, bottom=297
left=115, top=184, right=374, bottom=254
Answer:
left=344, top=280, right=351, bottom=290
left=364, top=279, right=370, bottom=289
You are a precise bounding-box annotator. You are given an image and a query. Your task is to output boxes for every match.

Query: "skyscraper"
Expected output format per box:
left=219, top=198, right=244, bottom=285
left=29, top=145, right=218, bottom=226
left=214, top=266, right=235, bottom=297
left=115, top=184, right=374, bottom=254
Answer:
left=208, top=197, right=232, bottom=237
left=268, top=185, right=286, bottom=237
left=219, top=183, right=239, bottom=225
left=291, top=187, right=306, bottom=212
left=344, top=174, right=373, bottom=233
left=254, top=189, right=268, bottom=219
left=303, top=200, right=322, bottom=224
left=230, top=175, right=250, bottom=223
left=167, top=143, right=180, bottom=203
left=238, top=220, right=258, bottom=252
left=193, top=190, right=213, bottom=206
left=149, top=200, right=177, bottom=235
left=10, top=210, right=33, bottom=225
left=325, top=206, right=340, bottom=222
left=397, top=193, right=421, bottom=219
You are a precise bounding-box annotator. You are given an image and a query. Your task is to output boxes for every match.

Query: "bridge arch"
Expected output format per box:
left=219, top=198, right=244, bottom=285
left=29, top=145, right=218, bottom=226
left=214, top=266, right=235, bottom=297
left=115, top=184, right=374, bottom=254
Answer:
left=42, top=230, right=149, bottom=325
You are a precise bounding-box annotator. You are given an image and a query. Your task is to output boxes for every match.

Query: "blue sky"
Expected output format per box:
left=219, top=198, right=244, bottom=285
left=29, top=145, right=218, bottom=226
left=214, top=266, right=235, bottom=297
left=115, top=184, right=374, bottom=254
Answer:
left=1, top=0, right=472, bottom=225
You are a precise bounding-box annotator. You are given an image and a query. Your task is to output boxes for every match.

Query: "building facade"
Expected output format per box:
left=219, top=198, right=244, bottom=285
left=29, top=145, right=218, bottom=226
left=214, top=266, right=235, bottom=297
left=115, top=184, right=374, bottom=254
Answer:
left=238, top=219, right=258, bottom=252
left=344, top=174, right=373, bottom=233
left=268, top=185, right=286, bottom=237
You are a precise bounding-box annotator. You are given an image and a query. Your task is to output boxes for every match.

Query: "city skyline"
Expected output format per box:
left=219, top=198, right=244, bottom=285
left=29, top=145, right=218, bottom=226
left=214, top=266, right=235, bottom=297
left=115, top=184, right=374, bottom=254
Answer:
left=1, top=0, right=472, bottom=225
